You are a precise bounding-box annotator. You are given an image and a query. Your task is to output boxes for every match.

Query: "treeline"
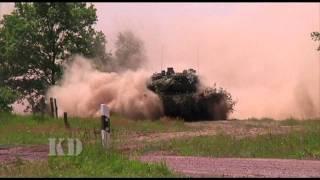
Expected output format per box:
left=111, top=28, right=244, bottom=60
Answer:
left=0, top=3, right=145, bottom=113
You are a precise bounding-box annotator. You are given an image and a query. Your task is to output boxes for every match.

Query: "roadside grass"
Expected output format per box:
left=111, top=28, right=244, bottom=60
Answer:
left=245, top=117, right=275, bottom=123
left=0, top=143, right=174, bottom=177
left=3, top=112, right=320, bottom=177
left=111, top=114, right=191, bottom=135
left=139, top=118, right=320, bottom=160
left=0, top=112, right=185, bottom=177
left=278, top=117, right=302, bottom=126
left=0, top=113, right=66, bottom=145
left=0, top=113, right=102, bottom=145
left=0, top=112, right=190, bottom=145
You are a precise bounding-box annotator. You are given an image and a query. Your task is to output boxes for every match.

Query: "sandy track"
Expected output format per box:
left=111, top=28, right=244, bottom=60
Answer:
left=140, top=155, right=320, bottom=177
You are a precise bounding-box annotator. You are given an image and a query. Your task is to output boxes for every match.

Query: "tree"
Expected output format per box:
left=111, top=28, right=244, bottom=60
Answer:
left=311, top=32, right=320, bottom=51
left=0, top=3, right=109, bottom=112
left=113, top=30, right=146, bottom=72
left=96, top=30, right=146, bottom=73
left=0, top=87, right=19, bottom=112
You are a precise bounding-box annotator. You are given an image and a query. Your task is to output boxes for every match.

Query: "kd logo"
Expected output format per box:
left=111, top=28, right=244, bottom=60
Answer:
left=48, top=138, right=83, bottom=156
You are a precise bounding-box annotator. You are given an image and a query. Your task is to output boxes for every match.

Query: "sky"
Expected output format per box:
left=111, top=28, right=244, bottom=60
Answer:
left=1, top=3, right=320, bottom=119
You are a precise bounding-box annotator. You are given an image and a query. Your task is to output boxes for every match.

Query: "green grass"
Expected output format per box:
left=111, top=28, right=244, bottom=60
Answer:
left=0, top=143, right=174, bottom=177
left=2, top=112, right=320, bottom=177
left=140, top=119, right=320, bottom=160
left=278, top=118, right=302, bottom=126
left=245, top=117, right=276, bottom=123
left=0, top=112, right=180, bottom=177
left=0, top=113, right=189, bottom=145
left=111, top=114, right=191, bottom=134
left=0, top=113, right=103, bottom=145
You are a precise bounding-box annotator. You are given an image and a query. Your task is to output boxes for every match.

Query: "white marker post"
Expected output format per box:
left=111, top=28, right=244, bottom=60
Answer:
left=100, top=104, right=111, bottom=149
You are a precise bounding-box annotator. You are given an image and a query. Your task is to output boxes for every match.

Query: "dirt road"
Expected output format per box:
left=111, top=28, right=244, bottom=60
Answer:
left=0, top=120, right=313, bottom=177
left=0, top=145, right=48, bottom=165
left=2, top=144, right=320, bottom=177
left=140, top=155, right=320, bottom=177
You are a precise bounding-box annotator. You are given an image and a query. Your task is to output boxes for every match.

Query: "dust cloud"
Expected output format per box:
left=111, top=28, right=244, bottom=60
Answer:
left=95, top=3, right=320, bottom=119
left=3, top=3, right=320, bottom=119
left=47, top=56, right=163, bottom=119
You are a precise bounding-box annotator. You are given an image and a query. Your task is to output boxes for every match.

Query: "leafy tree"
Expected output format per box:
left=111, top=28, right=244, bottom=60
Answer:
left=96, top=30, right=146, bottom=73
left=311, top=32, right=320, bottom=51
left=0, top=3, right=109, bottom=112
left=0, top=87, right=19, bottom=112
left=113, top=30, right=146, bottom=72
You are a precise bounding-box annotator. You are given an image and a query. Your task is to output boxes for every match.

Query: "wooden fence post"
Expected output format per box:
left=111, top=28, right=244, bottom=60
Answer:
left=50, top=97, right=54, bottom=118
left=64, top=112, right=70, bottom=129
left=54, top=98, right=58, bottom=118
left=40, top=97, right=45, bottom=117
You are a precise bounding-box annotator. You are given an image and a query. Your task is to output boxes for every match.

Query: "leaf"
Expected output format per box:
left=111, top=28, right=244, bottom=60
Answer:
left=0, top=3, right=109, bottom=113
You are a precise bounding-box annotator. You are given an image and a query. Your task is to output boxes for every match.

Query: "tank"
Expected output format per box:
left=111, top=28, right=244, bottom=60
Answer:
left=147, top=67, right=235, bottom=121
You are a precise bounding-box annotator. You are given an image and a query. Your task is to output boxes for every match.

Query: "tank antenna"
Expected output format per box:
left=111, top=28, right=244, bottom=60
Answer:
left=161, top=45, right=164, bottom=71
left=197, top=46, right=200, bottom=74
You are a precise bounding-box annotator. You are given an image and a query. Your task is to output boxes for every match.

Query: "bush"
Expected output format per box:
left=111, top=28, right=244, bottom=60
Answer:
left=0, top=87, right=18, bottom=112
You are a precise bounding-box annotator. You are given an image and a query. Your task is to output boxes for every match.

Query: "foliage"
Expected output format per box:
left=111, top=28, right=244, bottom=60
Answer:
left=101, top=30, right=146, bottom=72
left=0, top=3, right=109, bottom=112
left=0, top=87, right=19, bottom=112
left=141, top=119, right=320, bottom=160
left=311, top=31, right=320, bottom=51
left=148, top=68, right=199, bottom=94
left=0, top=145, right=174, bottom=177
left=0, top=113, right=177, bottom=177
left=147, top=68, right=236, bottom=121
left=0, top=112, right=189, bottom=145
left=114, top=30, right=146, bottom=71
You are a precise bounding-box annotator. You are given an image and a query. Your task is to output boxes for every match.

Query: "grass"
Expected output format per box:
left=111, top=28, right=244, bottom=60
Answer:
left=0, top=113, right=102, bottom=145
left=139, top=119, right=320, bottom=160
left=0, top=112, right=180, bottom=177
left=2, top=112, right=320, bottom=177
left=278, top=118, right=302, bottom=126
left=0, top=112, right=190, bottom=145
left=111, top=114, right=191, bottom=135
left=0, top=143, right=173, bottom=177
left=245, top=117, right=276, bottom=123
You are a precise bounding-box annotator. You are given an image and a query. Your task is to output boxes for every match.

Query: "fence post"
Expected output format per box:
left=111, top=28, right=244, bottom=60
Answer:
left=54, top=98, right=58, bottom=118
left=40, top=97, right=45, bottom=118
left=100, top=104, right=110, bottom=149
left=64, top=112, right=70, bottom=129
left=50, top=97, right=54, bottom=118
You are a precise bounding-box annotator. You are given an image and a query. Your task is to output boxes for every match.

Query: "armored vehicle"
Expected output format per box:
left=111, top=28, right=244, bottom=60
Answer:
left=147, top=67, right=235, bottom=121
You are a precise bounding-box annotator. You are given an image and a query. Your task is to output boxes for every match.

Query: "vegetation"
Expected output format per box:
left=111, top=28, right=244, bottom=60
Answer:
left=0, top=113, right=179, bottom=177
left=0, top=3, right=148, bottom=113
left=0, top=113, right=189, bottom=145
left=0, top=87, right=19, bottom=112
left=0, top=3, right=110, bottom=112
left=140, top=118, right=320, bottom=160
left=2, top=112, right=320, bottom=177
left=311, top=31, right=320, bottom=51
left=112, top=30, right=146, bottom=72
left=147, top=68, right=236, bottom=121
left=0, top=144, right=173, bottom=177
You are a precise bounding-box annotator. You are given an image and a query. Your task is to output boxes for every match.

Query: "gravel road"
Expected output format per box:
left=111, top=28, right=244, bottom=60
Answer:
left=140, top=155, right=320, bottom=177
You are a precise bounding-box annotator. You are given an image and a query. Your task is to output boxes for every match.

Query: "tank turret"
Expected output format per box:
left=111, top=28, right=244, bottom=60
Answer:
left=147, top=67, right=235, bottom=121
